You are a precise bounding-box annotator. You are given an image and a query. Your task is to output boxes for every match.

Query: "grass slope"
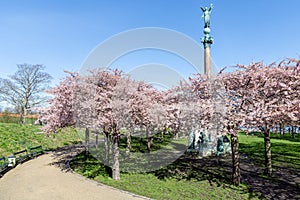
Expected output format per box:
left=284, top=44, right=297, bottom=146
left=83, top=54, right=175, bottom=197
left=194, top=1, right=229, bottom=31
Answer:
left=0, top=123, right=82, bottom=156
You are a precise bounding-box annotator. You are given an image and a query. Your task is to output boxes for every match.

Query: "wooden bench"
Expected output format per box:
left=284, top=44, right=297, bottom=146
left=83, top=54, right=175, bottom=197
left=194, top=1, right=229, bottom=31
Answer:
left=29, top=145, right=43, bottom=158
left=0, top=156, right=8, bottom=168
left=0, top=156, right=8, bottom=172
left=13, top=149, right=29, bottom=164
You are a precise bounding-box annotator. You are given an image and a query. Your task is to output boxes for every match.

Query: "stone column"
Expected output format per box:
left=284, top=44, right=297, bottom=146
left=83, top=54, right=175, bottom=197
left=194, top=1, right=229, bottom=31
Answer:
left=204, top=46, right=211, bottom=76
left=201, top=27, right=213, bottom=77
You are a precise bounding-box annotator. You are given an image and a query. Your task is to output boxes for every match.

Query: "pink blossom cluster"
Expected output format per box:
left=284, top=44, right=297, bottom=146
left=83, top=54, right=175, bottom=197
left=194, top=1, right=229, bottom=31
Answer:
left=42, top=59, right=300, bottom=137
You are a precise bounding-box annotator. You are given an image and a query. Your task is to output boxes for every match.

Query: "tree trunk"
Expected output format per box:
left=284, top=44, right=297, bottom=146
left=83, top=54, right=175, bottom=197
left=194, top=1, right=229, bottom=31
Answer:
left=104, top=132, right=110, bottom=167
left=263, top=128, right=272, bottom=176
left=85, top=128, right=90, bottom=157
left=280, top=124, right=284, bottom=135
left=174, top=128, right=179, bottom=140
left=231, top=134, right=240, bottom=186
left=19, top=113, right=23, bottom=124
left=95, top=131, right=99, bottom=149
left=20, top=99, right=29, bottom=124
left=146, top=127, right=152, bottom=152
left=112, top=135, right=120, bottom=180
left=292, top=126, right=295, bottom=139
left=125, top=129, right=132, bottom=159
left=19, top=106, right=27, bottom=124
left=23, top=106, right=27, bottom=124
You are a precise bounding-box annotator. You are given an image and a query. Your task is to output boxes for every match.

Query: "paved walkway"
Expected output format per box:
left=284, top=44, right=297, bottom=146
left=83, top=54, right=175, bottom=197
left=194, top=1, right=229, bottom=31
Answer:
left=0, top=146, right=148, bottom=200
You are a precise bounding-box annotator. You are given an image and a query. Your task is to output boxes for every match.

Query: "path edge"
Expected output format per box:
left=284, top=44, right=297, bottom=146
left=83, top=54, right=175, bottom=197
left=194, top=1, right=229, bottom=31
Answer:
left=64, top=147, right=152, bottom=200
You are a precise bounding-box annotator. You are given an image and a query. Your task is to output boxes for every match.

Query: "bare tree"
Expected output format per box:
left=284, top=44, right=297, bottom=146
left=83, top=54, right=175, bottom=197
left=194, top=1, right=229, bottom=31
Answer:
left=0, top=64, right=52, bottom=124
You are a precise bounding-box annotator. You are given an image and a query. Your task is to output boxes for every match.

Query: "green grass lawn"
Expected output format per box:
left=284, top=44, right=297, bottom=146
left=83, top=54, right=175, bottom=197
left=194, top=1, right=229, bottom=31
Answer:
left=0, top=122, right=82, bottom=156
left=71, top=151, right=260, bottom=200
left=239, top=133, right=300, bottom=169
left=71, top=131, right=300, bottom=199
left=2, top=121, right=297, bottom=199
left=71, top=132, right=263, bottom=200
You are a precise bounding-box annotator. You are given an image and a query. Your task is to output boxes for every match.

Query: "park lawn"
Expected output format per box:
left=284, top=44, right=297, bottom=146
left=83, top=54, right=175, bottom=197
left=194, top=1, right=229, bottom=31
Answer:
left=239, top=133, right=300, bottom=169
left=71, top=131, right=262, bottom=200
left=71, top=132, right=300, bottom=199
left=0, top=122, right=82, bottom=156
left=71, top=151, right=261, bottom=200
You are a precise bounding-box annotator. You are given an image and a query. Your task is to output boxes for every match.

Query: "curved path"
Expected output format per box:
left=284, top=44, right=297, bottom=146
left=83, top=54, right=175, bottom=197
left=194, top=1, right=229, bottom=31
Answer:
left=0, top=146, right=148, bottom=200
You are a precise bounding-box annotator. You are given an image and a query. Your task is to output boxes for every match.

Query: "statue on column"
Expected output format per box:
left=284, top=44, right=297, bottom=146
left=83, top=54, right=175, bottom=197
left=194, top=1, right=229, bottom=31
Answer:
left=201, top=3, right=214, bottom=48
left=201, top=4, right=213, bottom=28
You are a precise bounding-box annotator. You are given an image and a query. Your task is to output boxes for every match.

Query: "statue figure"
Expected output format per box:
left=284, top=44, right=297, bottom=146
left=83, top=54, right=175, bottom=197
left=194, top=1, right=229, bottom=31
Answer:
left=217, top=136, right=224, bottom=154
left=188, top=130, right=195, bottom=149
left=201, top=4, right=213, bottom=28
left=199, top=131, right=206, bottom=143
left=194, top=129, right=201, bottom=149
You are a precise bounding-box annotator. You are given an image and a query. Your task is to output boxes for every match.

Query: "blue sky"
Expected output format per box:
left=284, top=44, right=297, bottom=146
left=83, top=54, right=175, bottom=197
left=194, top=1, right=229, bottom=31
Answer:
left=1, top=0, right=300, bottom=86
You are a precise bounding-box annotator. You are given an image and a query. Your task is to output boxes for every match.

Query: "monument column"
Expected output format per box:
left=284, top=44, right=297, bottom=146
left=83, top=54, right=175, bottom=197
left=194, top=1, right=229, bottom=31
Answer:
left=201, top=4, right=214, bottom=77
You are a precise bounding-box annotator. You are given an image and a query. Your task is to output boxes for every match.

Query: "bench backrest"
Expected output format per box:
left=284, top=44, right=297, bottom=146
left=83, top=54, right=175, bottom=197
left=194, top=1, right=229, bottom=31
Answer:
left=30, top=145, right=42, bottom=151
left=13, top=149, right=28, bottom=155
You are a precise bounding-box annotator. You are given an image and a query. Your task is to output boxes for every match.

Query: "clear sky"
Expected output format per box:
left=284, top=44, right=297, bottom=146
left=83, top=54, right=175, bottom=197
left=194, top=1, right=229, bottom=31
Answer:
left=1, top=0, right=300, bottom=86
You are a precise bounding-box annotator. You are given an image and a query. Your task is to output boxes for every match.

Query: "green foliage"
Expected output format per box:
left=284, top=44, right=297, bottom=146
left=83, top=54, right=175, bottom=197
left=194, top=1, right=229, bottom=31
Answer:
left=239, top=133, right=300, bottom=169
left=0, top=123, right=82, bottom=156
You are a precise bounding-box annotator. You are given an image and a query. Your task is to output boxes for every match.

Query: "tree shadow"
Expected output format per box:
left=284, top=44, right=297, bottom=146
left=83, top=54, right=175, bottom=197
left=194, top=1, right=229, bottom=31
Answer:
left=152, top=154, right=232, bottom=185
left=239, top=141, right=300, bottom=169
left=69, top=150, right=112, bottom=179
left=53, top=141, right=300, bottom=200
left=152, top=152, right=300, bottom=200
left=48, top=143, right=85, bottom=172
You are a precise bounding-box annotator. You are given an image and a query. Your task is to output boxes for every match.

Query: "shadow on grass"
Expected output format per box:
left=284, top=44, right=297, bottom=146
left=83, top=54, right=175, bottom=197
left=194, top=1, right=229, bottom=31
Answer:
left=49, top=143, right=85, bottom=172
left=70, top=151, right=112, bottom=178
left=152, top=154, right=269, bottom=199
left=154, top=152, right=300, bottom=200
left=152, top=154, right=229, bottom=182
left=69, top=136, right=300, bottom=200
left=239, top=141, right=300, bottom=169
left=119, top=133, right=175, bottom=153
left=238, top=138, right=300, bottom=200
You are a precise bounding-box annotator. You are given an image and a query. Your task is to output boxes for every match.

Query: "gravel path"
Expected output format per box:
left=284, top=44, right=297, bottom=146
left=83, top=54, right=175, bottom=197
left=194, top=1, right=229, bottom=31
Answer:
left=0, top=146, right=149, bottom=200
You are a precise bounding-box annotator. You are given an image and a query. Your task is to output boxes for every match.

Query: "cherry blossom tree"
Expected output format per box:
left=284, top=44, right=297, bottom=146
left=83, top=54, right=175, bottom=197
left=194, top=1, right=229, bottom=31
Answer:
left=41, top=57, right=300, bottom=184
left=220, top=59, right=300, bottom=177
left=244, top=60, right=300, bottom=175
left=89, top=69, right=123, bottom=180
left=189, top=73, right=244, bottom=185
left=218, top=67, right=254, bottom=185
left=41, top=72, right=77, bottom=134
left=128, top=81, right=164, bottom=152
